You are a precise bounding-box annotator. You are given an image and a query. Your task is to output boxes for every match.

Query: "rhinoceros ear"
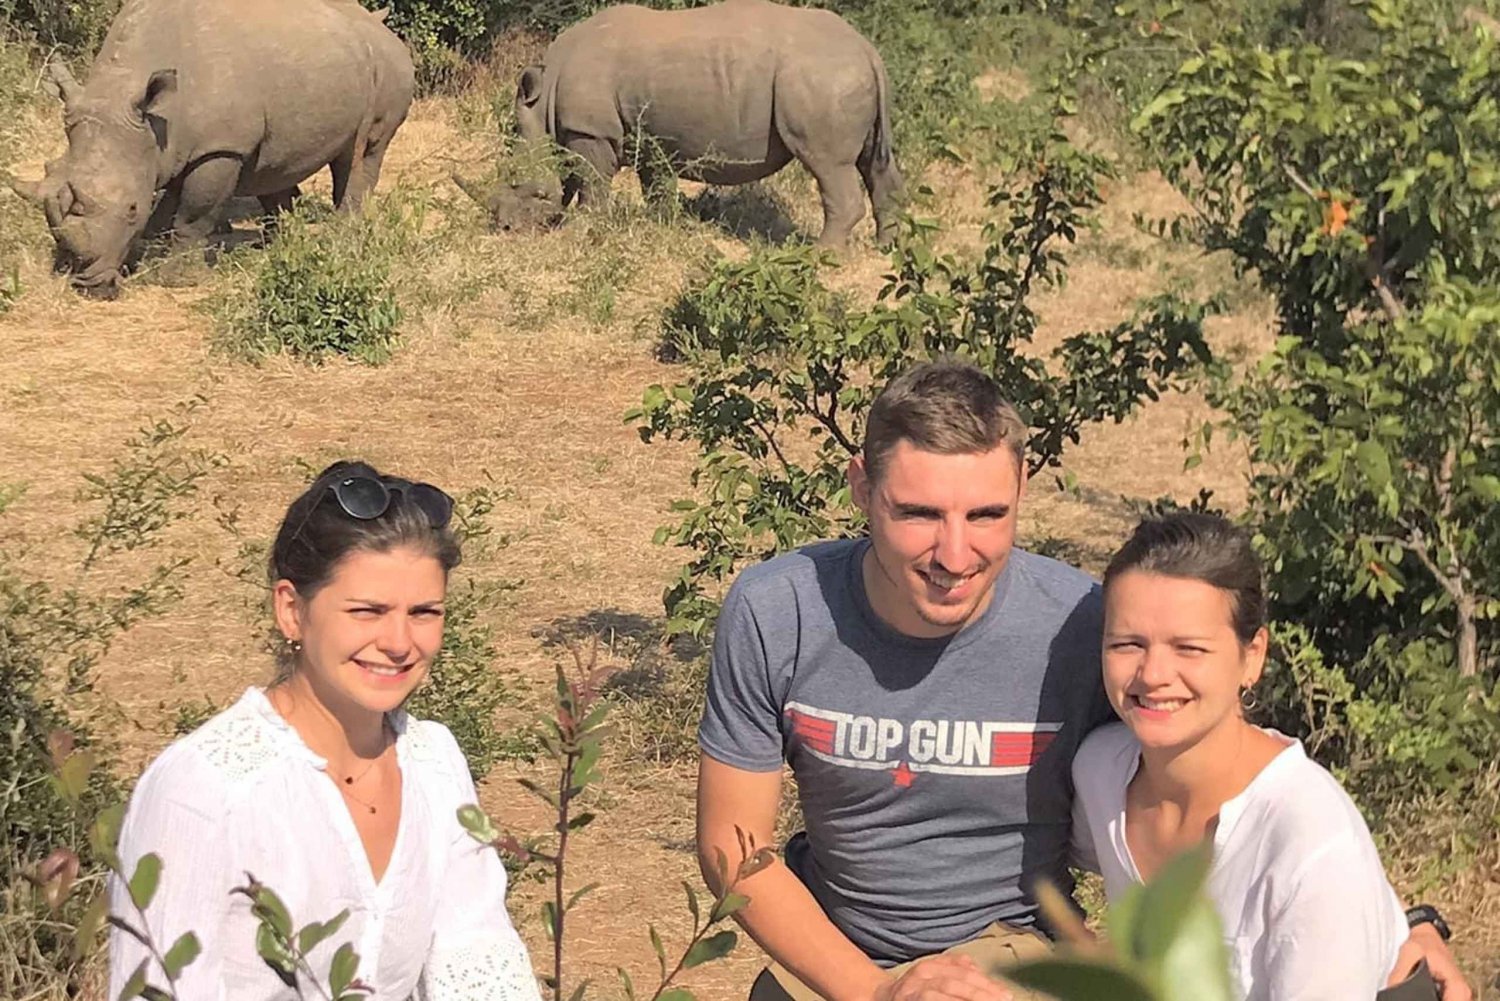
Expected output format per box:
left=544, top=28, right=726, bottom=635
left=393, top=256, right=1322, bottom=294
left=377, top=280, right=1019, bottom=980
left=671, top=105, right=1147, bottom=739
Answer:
left=517, top=65, right=544, bottom=109
left=135, top=69, right=177, bottom=118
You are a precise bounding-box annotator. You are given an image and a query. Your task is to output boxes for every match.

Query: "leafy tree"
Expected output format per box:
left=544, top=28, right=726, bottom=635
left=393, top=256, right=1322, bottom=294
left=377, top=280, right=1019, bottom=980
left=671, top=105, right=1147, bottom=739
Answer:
left=1133, top=0, right=1500, bottom=793
left=632, top=71, right=1212, bottom=639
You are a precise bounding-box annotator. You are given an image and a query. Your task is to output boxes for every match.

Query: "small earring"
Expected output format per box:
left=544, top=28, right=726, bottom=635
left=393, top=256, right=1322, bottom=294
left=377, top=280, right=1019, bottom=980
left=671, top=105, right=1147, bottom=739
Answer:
left=286, top=637, right=302, bottom=653
left=1239, top=687, right=1259, bottom=712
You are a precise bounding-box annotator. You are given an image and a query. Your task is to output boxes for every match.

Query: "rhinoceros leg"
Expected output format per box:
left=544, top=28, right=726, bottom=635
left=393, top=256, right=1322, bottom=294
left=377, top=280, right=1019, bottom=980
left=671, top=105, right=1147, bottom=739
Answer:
left=805, top=163, right=866, bottom=248
left=859, top=151, right=904, bottom=247
left=258, top=187, right=300, bottom=216
left=559, top=134, right=619, bottom=209
left=172, top=156, right=243, bottom=241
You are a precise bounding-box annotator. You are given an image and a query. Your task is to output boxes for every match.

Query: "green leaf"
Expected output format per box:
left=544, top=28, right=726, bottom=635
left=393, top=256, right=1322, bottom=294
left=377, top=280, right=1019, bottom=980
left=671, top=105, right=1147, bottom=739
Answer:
left=73, top=890, right=111, bottom=961
left=457, top=804, right=501, bottom=844
left=256, top=922, right=297, bottom=975
left=657, top=990, right=696, bottom=1001
left=116, top=959, right=149, bottom=1000
left=53, top=749, right=96, bottom=804
left=91, top=804, right=125, bottom=872
left=566, top=882, right=601, bottom=912
left=1131, top=842, right=1214, bottom=963
left=682, top=881, right=701, bottom=927
left=709, top=891, right=750, bottom=923
left=682, top=929, right=738, bottom=968
left=543, top=901, right=559, bottom=940
left=329, top=942, right=361, bottom=995
left=568, top=811, right=596, bottom=831
left=162, top=931, right=201, bottom=979
left=1003, top=957, right=1158, bottom=1001
left=649, top=924, right=667, bottom=979
left=251, top=885, right=294, bottom=939
left=568, top=979, right=592, bottom=1001
left=1354, top=439, right=1392, bottom=491
left=297, top=909, right=350, bottom=955
left=140, top=987, right=172, bottom=1001
left=127, top=854, right=162, bottom=911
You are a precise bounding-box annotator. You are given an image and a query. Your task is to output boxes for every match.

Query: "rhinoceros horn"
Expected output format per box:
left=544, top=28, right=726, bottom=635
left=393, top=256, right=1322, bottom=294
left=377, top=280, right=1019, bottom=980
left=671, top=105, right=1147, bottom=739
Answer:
left=450, top=170, right=490, bottom=207
left=42, top=62, right=84, bottom=109
left=371, top=6, right=391, bottom=22
left=5, top=172, right=46, bottom=207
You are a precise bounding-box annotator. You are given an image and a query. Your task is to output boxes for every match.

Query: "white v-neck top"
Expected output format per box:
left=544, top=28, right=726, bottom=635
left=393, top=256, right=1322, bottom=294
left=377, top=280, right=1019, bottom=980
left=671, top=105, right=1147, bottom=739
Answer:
left=1071, top=722, right=1407, bottom=1000
left=108, top=688, right=542, bottom=1001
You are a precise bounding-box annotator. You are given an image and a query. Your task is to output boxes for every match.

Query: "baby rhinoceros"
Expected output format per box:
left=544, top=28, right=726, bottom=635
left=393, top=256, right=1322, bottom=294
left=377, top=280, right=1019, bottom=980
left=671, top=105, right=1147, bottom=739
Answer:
left=503, top=0, right=904, bottom=247
left=11, top=0, right=414, bottom=298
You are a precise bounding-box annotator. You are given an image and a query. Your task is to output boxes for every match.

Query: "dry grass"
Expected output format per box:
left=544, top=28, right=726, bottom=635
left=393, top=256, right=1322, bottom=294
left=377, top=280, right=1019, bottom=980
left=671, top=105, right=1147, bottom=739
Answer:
left=1, top=50, right=1495, bottom=1001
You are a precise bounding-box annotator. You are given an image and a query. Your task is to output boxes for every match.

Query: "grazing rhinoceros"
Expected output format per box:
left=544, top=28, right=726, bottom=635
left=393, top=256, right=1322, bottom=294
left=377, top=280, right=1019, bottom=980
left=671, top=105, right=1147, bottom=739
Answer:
left=11, top=0, right=414, bottom=298
left=503, top=0, right=903, bottom=246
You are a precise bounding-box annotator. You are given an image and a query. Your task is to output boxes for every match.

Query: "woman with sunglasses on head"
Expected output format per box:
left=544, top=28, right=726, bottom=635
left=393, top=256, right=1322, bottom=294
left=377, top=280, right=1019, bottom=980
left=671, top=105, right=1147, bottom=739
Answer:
left=108, top=460, right=542, bottom=1000
left=1070, top=513, right=1463, bottom=1001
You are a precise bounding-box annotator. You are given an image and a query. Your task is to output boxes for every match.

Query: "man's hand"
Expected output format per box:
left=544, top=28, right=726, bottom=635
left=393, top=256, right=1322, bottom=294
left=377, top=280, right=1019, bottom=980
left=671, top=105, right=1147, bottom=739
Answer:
left=1386, top=923, right=1472, bottom=1001
left=872, top=955, right=1014, bottom=1001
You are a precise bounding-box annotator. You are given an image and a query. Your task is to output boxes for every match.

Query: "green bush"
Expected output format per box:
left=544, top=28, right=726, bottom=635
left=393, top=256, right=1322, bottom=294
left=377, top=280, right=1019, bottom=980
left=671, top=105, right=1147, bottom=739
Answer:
left=211, top=200, right=409, bottom=365
left=1135, top=0, right=1500, bottom=801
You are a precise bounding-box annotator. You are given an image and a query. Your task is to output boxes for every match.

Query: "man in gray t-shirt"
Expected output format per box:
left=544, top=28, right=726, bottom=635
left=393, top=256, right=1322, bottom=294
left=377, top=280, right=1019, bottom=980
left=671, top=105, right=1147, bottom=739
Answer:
left=696, top=360, right=1111, bottom=1001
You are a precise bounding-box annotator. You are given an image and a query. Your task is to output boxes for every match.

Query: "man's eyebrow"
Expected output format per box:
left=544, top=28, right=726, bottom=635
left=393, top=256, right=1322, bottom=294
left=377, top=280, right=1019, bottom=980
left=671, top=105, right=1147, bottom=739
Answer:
left=968, top=504, right=1011, bottom=519
left=892, top=503, right=940, bottom=517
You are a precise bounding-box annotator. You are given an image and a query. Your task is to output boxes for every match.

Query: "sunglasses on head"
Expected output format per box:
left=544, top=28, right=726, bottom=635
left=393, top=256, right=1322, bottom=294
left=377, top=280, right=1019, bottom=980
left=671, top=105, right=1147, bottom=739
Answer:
left=327, top=474, right=454, bottom=529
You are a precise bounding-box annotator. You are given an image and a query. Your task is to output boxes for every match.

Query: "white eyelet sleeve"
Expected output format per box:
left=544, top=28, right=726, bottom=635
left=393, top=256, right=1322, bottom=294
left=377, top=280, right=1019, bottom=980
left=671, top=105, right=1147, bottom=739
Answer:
left=417, top=728, right=543, bottom=1001
left=108, top=746, right=234, bottom=1001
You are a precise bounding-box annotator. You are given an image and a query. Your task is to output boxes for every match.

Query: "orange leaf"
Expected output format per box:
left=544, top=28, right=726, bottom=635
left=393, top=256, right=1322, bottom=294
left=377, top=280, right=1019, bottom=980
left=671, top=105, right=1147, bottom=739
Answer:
left=1322, top=200, right=1349, bottom=236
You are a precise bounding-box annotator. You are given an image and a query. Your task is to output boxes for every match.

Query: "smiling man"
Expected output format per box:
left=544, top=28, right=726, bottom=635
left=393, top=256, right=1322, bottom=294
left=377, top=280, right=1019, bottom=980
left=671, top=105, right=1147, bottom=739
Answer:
left=695, top=360, right=1113, bottom=1001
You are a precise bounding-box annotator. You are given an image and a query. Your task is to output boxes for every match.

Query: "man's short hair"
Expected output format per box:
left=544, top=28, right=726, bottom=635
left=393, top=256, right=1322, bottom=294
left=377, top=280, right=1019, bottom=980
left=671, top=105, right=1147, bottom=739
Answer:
left=862, top=360, right=1027, bottom=480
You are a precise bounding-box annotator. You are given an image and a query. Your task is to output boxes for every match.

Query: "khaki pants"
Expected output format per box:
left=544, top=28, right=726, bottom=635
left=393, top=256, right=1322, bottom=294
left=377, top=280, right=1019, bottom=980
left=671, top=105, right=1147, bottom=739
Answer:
left=748, top=923, right=1054, bottom=1001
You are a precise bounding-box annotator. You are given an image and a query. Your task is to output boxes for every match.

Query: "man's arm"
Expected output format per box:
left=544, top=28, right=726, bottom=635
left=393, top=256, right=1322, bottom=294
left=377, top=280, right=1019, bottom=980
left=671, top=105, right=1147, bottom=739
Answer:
left=698, top=755, right=1011, bottom=1001
left=1386, top=919, right=1472, bottom=1001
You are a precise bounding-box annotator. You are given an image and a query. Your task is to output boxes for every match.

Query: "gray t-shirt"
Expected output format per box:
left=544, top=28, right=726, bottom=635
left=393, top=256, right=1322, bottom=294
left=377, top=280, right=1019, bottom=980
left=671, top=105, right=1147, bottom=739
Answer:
left=699, top=538, right=1113, bottom=964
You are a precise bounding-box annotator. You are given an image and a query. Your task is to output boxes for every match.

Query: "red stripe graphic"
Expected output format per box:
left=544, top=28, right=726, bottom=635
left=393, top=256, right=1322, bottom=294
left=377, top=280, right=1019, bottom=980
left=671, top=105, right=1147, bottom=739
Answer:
left=787, top=710, right=835, bottom=754
left=989, top=731, right=1055, bottom=767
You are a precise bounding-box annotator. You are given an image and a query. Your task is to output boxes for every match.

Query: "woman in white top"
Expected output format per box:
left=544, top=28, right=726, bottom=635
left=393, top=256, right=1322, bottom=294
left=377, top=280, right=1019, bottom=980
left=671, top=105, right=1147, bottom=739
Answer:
left=1070, top=513, right=1410, bottom=1001
left=109, top=460, right=542, bottom=1001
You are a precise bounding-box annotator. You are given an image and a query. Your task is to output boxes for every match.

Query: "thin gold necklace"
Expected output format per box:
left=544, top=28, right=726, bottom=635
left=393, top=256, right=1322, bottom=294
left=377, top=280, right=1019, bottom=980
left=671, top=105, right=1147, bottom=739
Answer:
left=333, top=726, right=392, bottom=816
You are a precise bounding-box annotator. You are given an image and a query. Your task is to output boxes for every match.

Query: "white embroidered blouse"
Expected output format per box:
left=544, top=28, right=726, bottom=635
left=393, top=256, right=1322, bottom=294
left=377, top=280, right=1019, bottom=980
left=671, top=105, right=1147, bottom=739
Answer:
left=107, top=687, right=542, bottom=1001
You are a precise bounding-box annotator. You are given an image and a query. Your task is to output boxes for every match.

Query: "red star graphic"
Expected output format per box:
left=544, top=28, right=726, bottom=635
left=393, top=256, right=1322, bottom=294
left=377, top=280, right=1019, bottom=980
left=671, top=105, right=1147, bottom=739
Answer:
left=892, top=761, right=915, bottom=788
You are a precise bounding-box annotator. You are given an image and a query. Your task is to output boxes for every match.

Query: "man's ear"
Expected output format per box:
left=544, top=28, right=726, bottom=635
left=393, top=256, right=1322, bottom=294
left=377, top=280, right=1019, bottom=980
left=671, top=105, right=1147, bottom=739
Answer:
left=848, top=454, right=872, bottom=512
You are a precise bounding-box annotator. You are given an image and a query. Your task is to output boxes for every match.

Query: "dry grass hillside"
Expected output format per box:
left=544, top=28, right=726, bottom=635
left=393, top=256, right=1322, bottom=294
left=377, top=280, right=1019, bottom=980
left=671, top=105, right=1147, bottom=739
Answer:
left=1, top=35, right=1495, bottom=1001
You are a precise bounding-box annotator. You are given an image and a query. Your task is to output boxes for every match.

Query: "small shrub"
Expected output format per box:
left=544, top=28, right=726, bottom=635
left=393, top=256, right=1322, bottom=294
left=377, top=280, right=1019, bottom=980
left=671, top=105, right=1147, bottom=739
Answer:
left=75, top=395, right=226, bottom=569
left=210, top=200, right=409, bottom=365
left=0, top=0, right=118, bottom=58
left=0, top=30, right=50, bottom=312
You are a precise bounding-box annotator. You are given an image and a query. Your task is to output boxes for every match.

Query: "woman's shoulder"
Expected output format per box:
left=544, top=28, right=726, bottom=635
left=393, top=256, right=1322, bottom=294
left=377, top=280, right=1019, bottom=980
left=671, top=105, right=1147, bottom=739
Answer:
left=1236, top=733, right=1378, bottom=858
left=145, top=688, right=306, bottom=791
left=393, top=714, right=473, bottom=785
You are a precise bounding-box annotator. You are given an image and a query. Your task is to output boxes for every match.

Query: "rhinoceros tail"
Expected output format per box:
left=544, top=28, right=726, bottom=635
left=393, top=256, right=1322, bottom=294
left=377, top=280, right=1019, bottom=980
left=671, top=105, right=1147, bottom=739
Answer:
left=867, top=45, right=894, bottom=171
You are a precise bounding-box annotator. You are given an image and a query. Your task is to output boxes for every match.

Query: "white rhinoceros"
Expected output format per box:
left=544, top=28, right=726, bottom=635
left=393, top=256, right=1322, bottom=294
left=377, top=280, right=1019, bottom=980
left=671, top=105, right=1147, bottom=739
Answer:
left=12, top=0, right=414, bottom=298
left=507, top=0, right=904, bottom=246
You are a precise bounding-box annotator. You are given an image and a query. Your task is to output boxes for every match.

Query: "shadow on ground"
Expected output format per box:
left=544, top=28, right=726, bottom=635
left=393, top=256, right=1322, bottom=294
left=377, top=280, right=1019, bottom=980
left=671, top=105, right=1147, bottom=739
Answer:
left=685, top=183, right=804, bottom=244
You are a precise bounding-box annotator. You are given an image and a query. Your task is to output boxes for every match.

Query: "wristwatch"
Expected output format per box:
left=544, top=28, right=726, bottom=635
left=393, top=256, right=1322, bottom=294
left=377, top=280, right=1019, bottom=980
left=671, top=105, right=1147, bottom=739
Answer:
left=1405, top=904, right=1453, bottom=942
